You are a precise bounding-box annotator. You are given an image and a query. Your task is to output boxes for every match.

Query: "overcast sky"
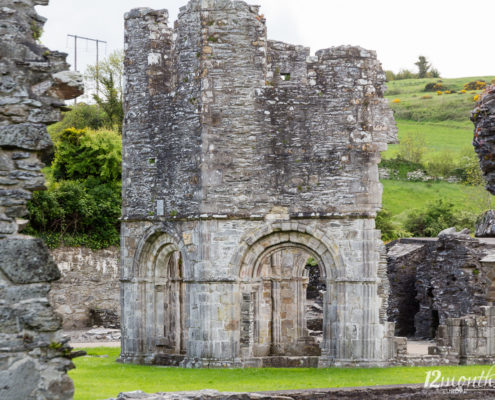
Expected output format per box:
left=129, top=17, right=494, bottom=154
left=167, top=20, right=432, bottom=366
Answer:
left=37, top=0, right=494, bottom=79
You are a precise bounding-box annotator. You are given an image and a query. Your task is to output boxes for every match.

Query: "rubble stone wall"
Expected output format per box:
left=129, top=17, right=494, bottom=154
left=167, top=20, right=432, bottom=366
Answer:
left=472, top=85, right=495, bottom=194
left=433, top=305, right=495, bottom=365
left=121, top=0, right=398, bottom=367
left=49, top=246, right=120, bottom=329
left=0, top=0, right=83, bottom=399
left=387, top=230, right=493, bottom=339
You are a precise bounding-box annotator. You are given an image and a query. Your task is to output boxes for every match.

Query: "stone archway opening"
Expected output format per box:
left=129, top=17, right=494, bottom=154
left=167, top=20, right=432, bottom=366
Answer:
left=120, top=231, right=188, bottom=366
left=251, top=247, right=322, bottom=357
left=237, top=230, right=336, bottom=367
left=305, top=258, right=327, bottom=345
left=153, top=250, right=186, bottom=359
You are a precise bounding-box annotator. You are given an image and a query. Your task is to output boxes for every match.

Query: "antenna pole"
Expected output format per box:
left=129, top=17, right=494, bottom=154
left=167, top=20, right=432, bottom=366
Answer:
left=67, top=34, right=108, bottom=103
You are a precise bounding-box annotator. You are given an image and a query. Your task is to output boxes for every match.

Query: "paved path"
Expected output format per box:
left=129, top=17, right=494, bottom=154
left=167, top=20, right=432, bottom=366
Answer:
left=407, top=340, right=433, bottom=356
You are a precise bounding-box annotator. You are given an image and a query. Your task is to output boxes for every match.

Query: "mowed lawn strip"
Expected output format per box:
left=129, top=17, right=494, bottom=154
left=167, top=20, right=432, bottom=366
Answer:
left=71, top=347, right=495, bottom=400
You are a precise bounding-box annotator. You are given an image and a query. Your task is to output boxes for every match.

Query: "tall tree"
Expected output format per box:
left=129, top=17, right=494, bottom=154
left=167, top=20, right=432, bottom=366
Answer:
left=85, top=50, right=124, bottom=133
left=414, top=55, right=431, bottom=79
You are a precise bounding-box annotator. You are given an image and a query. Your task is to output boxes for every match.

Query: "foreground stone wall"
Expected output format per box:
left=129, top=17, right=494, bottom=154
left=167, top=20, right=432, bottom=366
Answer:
left=50, top=246, right=120, bottom=329
left=472, top=85, right=495, bottom=194
left=121, top=0, right=397, bottom=368
left=0, top=0, right=83, bottom=399
left=387, top=229, right=494, bottom=339
left=108, top=386, right=495, bottom=400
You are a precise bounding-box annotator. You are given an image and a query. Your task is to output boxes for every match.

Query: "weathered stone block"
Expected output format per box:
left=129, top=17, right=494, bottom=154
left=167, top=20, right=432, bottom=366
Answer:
left=0, top=237, right=60, bottom=283
left=0, top=123, right=52, bottom=151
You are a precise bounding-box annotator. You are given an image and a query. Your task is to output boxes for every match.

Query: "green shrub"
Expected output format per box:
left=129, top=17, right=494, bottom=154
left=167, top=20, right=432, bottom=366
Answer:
left=457, top=147, right=484, bottom=186
left=27, top=127, right=122, bottom=249
left=52, top=128, right=121, bottom=183
left=48, top=104, right=106, bottom=142
left=424, top=82, right=447, bottom=92
left=27, top=179, right=121, bottom=249
left=376, top=208, right=410, bottom=242
left=379, top=157, right=425, bottom=180
left=404, top=200, right=475, bottom=237
left=385, top=70, right=396, bottom=82
left=398, top=131, right=426, bottom=163
left=395, top=69, right=417, bottom=80
left=464, top=80, right=487, bottom=90
left=425, top=151, right=457, bottom=178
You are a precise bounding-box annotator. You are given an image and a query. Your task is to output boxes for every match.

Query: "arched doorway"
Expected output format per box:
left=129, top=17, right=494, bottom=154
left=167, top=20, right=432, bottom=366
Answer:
left=153, top=250, right=186, bottom=356
left=127, top=231, right=187, bottom=365
left=250, top=246, right=323, bottom=357
left=236, top=228, right=338, bottom=364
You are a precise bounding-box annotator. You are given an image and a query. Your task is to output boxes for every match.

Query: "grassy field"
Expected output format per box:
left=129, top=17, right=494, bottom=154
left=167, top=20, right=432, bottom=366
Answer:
left=385, top=76, right=494, bottom=122
left=381, top=120, right=473, bottom=160
left=71, top=347, right=495, bottom=400
left=382, top=180, right=493, bottom=225
left=380, top=76, right=494, bottom=228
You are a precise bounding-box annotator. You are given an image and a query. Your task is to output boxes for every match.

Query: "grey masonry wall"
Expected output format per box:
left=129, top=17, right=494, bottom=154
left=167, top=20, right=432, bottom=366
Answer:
left=50, top=246, right=120, bottom=329
left=472, top=85, right=495, bottom=194
left=0, top=0, right=83, bottom=398
left=121, top=0, right=398, bottom=368
left=387, top=230, right=495, bottom=339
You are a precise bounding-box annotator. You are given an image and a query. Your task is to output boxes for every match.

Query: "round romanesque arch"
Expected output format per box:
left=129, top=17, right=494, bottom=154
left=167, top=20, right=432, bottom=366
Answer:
left=132, top=227, right=185, bottom=279
left=132, top=228, right=188, bottom=363
left=231, top=222, right=344, bottom=280
left=232, top=222, right=343, bottom=361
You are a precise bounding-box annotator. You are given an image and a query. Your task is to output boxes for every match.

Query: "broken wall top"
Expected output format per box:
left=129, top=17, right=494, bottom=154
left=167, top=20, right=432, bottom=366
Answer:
left=122, top=0, right=397, bottom=220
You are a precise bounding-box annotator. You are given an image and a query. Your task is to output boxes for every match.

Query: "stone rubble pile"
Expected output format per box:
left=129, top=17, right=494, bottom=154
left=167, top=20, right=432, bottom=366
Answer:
left=67, top=328, right=121, bottom=343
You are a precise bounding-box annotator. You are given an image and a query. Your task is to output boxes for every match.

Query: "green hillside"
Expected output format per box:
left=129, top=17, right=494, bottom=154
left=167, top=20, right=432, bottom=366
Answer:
left=379, top=76, right=495, bottom=239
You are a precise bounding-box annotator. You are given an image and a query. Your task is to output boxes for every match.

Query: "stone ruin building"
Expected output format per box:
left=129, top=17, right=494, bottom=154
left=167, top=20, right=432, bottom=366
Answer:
left=0, top=0, right=83, bottom=398
left=387, top=229, right=495, bottom=339
left=120, top=0, right=399, bottom=368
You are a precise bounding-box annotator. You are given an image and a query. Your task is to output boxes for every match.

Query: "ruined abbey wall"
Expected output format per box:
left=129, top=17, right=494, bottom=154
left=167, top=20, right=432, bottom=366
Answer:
left=472, top=85, right=495, bottom=194
left=0, top=0, right=82, bottom=398
left=121, top=0, right=397, bottom=368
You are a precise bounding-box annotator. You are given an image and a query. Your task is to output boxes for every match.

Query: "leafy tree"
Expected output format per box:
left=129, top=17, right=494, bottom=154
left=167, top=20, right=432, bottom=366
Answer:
left=85, top=50, right=123, bottom=101
left=47, top=103, right=106, bottom=142
left=385, top=70, right=396, bottom=82
left=86, top=50, right=124, bottom=133
left=52, top=128, right=121, bottom=182
left=93, top=72, right=124, bottom=133
left=404, top=200, right=475, bottom=237
left=415, top=56, right=431, bottom=79
left=399, top=132, right=426, bottom=164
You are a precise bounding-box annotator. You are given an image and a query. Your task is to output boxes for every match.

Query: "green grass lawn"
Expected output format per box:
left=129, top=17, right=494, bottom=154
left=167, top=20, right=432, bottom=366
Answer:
left=382, top=119, right=473, bottom=160
left=70, top=347, right=495, bottom=400
left=381, top=180, right=493, bottom=224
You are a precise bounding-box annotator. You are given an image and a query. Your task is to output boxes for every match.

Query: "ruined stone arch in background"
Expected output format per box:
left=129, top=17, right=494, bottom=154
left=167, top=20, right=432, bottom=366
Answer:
left=120, top=0, right=398, bottom=368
